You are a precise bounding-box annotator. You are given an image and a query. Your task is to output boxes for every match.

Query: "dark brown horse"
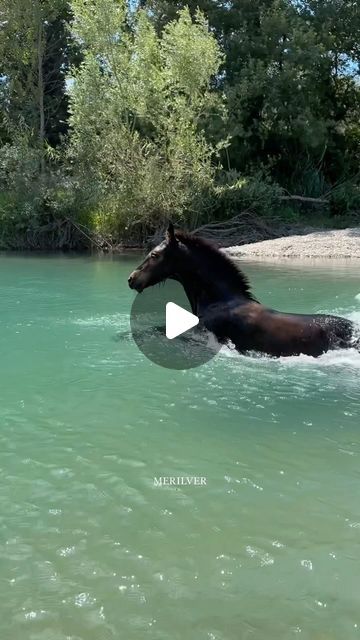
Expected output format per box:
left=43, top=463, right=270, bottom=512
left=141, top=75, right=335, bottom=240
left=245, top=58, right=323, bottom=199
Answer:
left=128, top=224, right=359, bottom=357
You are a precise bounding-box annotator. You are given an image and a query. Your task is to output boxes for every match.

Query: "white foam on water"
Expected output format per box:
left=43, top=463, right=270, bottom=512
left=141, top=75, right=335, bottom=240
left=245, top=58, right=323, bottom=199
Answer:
left=348, top=310, right=360, bottom=326
left=279, top=348, right=360, bottom=370
left=71, top=313, right=129, bottom=328
left=220, top=344, right=360, bottom=370
left=219, top=309, right=360, bottom=370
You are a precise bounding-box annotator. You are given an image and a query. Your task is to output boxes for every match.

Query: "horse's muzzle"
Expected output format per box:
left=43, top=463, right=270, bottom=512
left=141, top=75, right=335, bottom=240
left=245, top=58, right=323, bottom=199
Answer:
left=128, top=271, right=143, bottom=292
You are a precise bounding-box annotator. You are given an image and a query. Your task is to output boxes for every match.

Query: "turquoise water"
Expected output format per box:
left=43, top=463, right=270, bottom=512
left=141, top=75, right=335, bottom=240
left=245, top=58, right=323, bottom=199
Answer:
left=1, top=254, right=360, bottom=640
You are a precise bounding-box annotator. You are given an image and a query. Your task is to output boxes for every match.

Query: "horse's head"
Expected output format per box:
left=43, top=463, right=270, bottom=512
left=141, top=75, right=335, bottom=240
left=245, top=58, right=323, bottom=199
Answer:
left=128, top=223, right=180, bottom=293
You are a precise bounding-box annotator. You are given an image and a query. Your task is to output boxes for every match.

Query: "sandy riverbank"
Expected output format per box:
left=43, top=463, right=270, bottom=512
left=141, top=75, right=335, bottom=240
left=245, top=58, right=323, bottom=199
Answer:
left=226, top=227, right=360, bottom=259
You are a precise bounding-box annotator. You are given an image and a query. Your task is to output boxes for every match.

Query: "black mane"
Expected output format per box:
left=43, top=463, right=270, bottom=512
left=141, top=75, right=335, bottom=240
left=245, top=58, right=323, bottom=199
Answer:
left=175, top=230, right=257, bottom=301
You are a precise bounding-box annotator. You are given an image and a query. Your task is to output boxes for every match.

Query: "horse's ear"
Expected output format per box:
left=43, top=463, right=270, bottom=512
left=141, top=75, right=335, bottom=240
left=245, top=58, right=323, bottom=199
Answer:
left=166, top=222, right=177, bottom=244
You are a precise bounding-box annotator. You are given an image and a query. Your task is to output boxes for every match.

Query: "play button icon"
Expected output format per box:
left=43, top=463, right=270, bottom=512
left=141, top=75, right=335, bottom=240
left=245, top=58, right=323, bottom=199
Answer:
left=129, top=280, right=221, bottom=369
left=166, top=303, right=199, bottom=339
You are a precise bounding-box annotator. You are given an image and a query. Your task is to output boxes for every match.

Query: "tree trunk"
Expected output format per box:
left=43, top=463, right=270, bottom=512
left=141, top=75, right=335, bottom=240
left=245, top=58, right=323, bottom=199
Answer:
left=280, top=195, right=328, bottom=205
left=37, top=18, right=45, bottom=177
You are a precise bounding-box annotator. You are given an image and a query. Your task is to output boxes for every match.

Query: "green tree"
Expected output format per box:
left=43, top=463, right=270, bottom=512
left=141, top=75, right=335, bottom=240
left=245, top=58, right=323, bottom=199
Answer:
left=68, top=2, right=224, bottom=238
left=299, top=0, right=360, bottom=183
left=141, top=0, right=360, bottom=198
left=0, top=0, right=81, bottom=248
left=0, top=0, right=77, bottom=158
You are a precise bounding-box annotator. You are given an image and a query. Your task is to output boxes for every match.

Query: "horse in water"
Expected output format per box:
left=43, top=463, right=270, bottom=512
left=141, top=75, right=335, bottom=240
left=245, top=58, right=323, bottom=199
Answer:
left=128, top=224, right=358, bottom=357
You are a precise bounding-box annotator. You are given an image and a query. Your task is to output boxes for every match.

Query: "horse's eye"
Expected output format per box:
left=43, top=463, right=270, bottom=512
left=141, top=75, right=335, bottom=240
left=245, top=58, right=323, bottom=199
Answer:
left=150, top=252, right=158, bottom=259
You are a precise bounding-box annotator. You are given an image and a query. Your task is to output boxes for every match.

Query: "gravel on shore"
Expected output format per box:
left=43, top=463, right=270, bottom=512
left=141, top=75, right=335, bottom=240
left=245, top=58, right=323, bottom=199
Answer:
left=226, top=227, right=360, bottom=259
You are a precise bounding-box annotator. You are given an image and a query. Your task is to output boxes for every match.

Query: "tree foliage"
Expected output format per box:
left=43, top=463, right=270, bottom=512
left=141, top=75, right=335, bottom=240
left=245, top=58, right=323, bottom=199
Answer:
left=143, top=0, right=360, bottom=188
left=0, top=0, right=77, bottom=147
left=67, top=2, right=224, bottom=237
left=0, top=0, right=359, bottom=248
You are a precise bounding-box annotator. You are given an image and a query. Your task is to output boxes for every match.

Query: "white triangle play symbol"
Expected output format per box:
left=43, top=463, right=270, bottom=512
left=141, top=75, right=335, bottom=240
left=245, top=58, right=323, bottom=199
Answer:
left=165, top=302, right=199, bottom=340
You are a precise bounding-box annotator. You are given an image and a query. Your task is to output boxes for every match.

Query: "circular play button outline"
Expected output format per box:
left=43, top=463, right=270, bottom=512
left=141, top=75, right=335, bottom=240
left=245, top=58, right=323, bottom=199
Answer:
left=165, top=302, right=199, bottom=339
left=130, top=280, right=221, bottom=369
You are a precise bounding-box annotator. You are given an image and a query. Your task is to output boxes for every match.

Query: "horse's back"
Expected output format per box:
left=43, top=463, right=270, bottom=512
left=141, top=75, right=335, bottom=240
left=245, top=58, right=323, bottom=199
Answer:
left=216, top=302, right=354, bottom=357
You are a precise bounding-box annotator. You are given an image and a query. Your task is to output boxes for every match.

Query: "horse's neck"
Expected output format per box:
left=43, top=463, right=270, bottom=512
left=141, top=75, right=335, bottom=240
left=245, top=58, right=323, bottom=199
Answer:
left=178, top=271, right=248, bottom=315
left=180, top=280, right=202, bottom=315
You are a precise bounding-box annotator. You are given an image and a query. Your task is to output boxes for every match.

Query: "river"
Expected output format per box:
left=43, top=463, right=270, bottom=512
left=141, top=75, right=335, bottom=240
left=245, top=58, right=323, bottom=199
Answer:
left=1, top=254, right=360, bottom=640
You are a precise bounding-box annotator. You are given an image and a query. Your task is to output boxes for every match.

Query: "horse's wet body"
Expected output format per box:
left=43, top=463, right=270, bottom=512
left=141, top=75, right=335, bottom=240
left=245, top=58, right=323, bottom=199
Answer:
left=203, top=300, right=354, bottom=357
left=128, top=225, right=358, bottom=358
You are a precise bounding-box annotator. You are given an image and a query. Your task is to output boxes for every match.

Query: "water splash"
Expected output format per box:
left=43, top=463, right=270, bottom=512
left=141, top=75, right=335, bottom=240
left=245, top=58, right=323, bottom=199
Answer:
left=71, top=313, right=129, bottom=328
left=219, top=309, right=360, bottom=370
